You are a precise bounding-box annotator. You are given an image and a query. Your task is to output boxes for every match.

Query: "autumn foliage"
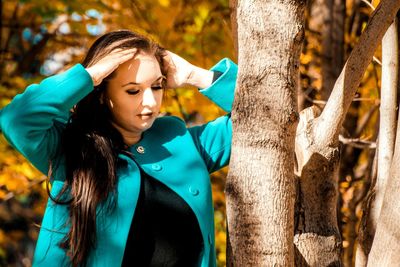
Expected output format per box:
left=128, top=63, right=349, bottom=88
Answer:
left=0, top=0, right=388, bottom=266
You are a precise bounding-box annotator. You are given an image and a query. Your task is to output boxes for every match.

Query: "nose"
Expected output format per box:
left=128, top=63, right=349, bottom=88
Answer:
left=142, top=88, right=157, bottom=107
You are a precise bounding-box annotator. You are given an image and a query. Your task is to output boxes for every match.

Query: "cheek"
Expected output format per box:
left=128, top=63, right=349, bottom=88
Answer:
left=156, top=91, right=164, bottom=106
left=110, top=96, right=141, bottom=111
left=108, top=97, right=140, bottom=121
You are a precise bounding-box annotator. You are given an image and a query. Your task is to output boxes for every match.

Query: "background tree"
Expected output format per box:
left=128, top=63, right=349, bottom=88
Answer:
left=226, top=0, right=305, bottom=265
left=227, top=0, right=400, bottom=266
left=294, top=0, right=400, bottom=265
left=356, top=12, right=398, bottom=267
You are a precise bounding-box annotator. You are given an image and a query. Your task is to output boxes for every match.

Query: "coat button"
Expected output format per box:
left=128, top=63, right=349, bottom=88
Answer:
left=189, top=186, right=199, bottom=196
left=136, top=146, right=145, bottom=154
left=151, top=164, right=162, bottom=171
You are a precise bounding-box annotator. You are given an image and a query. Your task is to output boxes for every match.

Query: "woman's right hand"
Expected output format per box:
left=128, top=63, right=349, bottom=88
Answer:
left=85, top=48, right=137, bottom=86
left=163, top=51, right=213, bottom=89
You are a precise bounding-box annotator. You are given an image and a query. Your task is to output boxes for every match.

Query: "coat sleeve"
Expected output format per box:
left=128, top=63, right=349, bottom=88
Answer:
left=188, top=58, right=237, bottom=173
left=0, top=64, right=94, bottom=175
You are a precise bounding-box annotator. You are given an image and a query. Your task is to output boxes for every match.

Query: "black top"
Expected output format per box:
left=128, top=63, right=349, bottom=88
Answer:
left=121, top=167, right=204, bottom=267
left=121, top=71, right=222, bottom=266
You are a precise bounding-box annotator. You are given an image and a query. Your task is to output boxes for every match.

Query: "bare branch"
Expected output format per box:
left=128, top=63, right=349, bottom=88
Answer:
left=2, top=176, right=47, bottom=202
left=316, top=0, right=400, bottom=145
left=361, top=0, right=376, bottom=11
left=373, top=56, right=382, bottom=66
left=355, top=102, right=380, bottom=137
left=339, top=135, right=377, bottom=149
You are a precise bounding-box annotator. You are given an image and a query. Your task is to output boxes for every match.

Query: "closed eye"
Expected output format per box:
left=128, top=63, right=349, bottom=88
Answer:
left=126, top=89, right=140, bottom=95
left=151, top=85, right=163, bottom=90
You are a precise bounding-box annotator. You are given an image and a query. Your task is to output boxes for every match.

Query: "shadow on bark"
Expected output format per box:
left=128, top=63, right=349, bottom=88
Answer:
left=294, top=152, right=343, bottom=267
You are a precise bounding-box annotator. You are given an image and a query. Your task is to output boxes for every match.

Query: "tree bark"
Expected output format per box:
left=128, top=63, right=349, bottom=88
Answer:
left=356, top=16, right=399, bottom=267
left=308, top=0, right=345, bottom=100
left=225, top=0, right=305, bottom=266
left=294, top=0, right=400, bottom=266
left=318, top=0, right=400, bottom=143
left=367, top=98, right=400, bottom=266
left=227, top=2, right=237, bottom=266
left=370, top=16, right=398, bottom=235
left=294, top=106, right=342, bottom=267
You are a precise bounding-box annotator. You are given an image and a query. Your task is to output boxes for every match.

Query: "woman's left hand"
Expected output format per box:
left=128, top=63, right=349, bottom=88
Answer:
left=163, top=51, right=213, bottom=89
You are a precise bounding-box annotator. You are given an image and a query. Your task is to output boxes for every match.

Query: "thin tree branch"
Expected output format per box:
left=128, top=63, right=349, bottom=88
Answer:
left=373, top=56, right=382, bottom=66
left=355, top=102, right=380, bottom=137
left=2, top=176, right=47, bottom=202
left=361, top=0, right=376, bottom=11
left=339, top=135, right=377, bottom=149
left=316, top=0, right=400, bottom=145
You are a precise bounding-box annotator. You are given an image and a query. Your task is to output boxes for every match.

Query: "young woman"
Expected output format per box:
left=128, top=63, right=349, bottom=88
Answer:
left=0, top=30, right=237, bottom=267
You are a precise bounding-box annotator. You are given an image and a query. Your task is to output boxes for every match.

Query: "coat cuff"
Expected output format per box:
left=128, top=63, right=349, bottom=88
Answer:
left=199, top=58, right=237, bottom=113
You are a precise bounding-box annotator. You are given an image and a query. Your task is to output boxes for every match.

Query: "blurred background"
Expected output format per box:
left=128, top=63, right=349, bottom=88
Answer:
left=0, top=0, right=384, bottom=266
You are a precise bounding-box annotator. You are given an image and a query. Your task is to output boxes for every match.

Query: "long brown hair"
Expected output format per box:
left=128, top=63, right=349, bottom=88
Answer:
left=48, top=30, right=166, bottom=267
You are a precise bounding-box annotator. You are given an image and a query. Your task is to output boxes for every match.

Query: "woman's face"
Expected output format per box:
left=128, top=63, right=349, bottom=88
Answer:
left=104, top=51, right=164, bottom=144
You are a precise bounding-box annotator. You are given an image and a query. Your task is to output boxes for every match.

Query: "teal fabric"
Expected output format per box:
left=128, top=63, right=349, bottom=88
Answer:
left=0, top=58, right=237, bottom=267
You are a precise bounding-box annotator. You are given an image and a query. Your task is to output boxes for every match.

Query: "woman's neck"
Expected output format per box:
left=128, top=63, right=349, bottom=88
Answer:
left=111, top=122, right=143, bottom=146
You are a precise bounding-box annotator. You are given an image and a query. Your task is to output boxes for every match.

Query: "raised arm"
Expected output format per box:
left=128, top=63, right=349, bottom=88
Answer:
left=162, top=52, right=237, bottom=173
left=0, top=65, right=93, bottom=174
left=188, top=58, right=237, bottom=173
left=0, top=48, right=137, bottom=175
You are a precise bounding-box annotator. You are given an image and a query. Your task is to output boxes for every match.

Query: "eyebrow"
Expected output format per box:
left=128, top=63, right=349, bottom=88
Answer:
left=122, top=75, right=166, bottom=87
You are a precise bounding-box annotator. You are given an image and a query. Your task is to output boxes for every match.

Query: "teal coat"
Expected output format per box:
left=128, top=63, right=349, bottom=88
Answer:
left=0, top=58, right=237, bottom=266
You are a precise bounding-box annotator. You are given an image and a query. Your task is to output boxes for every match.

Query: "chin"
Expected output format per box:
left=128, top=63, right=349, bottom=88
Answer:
left=139, top=120, right=155, bottom=131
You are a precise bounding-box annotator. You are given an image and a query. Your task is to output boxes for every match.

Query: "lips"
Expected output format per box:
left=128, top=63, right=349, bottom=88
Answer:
left=137, top=112, right=154, bottom=119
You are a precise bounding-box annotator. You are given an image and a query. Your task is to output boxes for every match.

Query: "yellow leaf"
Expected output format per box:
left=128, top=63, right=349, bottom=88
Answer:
left=300, top=53, right=312, bottom=65
left=0, top=190, right=7, bottom=200
left=20, top=162, right=38, bottom=180
left=158, top=0, right=170, bottom=7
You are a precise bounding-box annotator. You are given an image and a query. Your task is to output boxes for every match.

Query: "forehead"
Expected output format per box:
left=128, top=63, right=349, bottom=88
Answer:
left=112, top=52, right=162, bottom=85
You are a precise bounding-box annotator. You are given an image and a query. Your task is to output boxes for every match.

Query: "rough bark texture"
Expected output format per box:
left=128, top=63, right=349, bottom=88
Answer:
left=317, top=0, right=400, bottom=143
left=370, top=17, right=398, bottom=236
left=304, top=0, right=345, bottom=266
left=227, top=1, right=237, bottom=266
left=367, top=101, right=400, bottom=266
left=294, top=106, right=342, bottom=266
left=356, top=17, right=399, bottom=267
left=294, top=0, right=400, bottom=266
left=225, top=0, right=305, bottom=266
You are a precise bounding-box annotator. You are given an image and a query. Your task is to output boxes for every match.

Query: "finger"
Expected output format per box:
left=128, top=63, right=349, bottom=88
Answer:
left=112, top=48, right=137, bottom=55
left=119, top=48, right=137, bottom=55
left=109, top=49, right=138, bottom=60
left=163, top=50, right=173, bottom=63
left=118, top=54, right=136, bottom=62
left=114, top=53, right=137, bottom=64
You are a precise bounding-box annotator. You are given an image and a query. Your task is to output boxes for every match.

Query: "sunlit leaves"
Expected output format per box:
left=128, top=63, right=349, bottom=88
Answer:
left=1, top=0, right=233, bottom=265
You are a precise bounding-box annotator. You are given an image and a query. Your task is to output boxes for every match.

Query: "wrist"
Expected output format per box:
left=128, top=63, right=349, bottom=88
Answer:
left=85, top=67, right=101, bottom=86
left=187, top=66, right=213, bottom=89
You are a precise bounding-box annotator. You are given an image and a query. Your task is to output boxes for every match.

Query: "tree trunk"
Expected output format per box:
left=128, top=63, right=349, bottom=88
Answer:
left=225, top=0, right=305, bottom=266
left=294, top=106, right=342, bottom=266
left=356, top=16, right=399, bottom=267
left=367, top=101, right=400, bottom=266
left=308, top=0, right=345, bottom=100
left=370, top=16, right=398, bottom=238
left=294, top=0, right=400, bottom=266
left=227, top=1, right=237, bottom=266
